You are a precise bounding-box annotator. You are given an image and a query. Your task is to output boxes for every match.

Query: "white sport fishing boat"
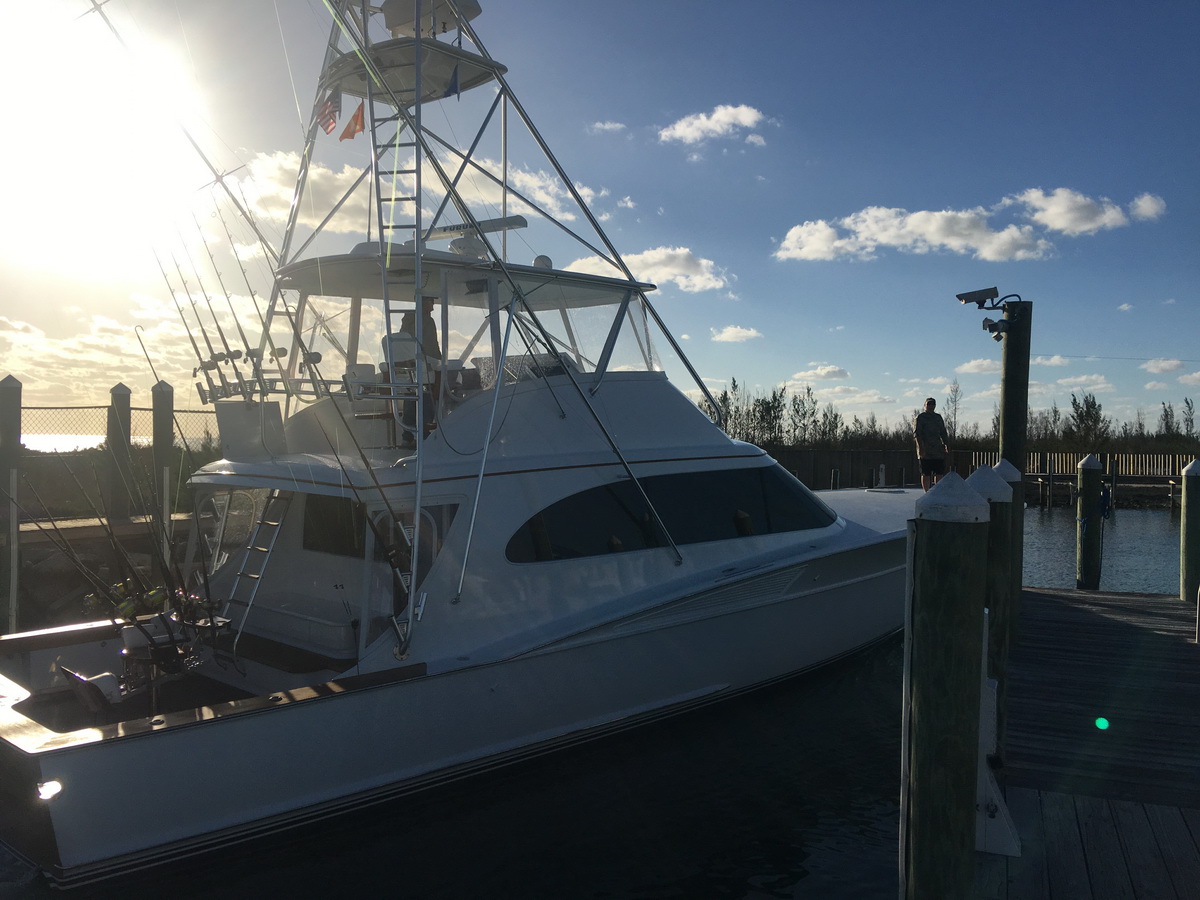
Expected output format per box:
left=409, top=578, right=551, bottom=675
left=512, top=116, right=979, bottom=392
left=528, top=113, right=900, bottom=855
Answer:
left=0, top=0, right=915, bottom=886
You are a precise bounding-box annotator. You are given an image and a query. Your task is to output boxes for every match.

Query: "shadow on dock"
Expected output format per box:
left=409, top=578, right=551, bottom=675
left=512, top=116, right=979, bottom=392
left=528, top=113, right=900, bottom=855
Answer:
left=980, top=588, right=1200, bottom=899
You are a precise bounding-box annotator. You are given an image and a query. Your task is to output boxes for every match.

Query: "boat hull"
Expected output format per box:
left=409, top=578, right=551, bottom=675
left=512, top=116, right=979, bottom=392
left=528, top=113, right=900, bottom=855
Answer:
left=0, top=537, right=904, bottom=887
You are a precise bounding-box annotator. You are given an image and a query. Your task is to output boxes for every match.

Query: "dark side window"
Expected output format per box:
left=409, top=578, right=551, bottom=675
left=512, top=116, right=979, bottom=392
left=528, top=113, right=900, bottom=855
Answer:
left=303, top=493, right=367, bottom=558
left=506, top=465, right=835, bottom=563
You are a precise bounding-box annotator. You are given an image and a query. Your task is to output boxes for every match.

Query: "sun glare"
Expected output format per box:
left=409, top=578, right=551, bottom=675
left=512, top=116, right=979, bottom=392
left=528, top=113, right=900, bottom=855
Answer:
left=1, top=6, right=213, bottom=282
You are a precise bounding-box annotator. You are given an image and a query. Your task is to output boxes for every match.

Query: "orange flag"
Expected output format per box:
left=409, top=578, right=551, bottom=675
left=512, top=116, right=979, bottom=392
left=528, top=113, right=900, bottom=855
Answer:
left=340, top=101, right=364, bottom=141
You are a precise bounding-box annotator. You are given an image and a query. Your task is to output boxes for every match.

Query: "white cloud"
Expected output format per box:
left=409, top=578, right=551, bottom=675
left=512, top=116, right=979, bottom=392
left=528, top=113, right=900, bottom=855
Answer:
left=710, top=325, right=762, bottom=342
left=956, top=358, right=1002, bottom=374
left=791, top=364, right=849, bottom=380
left=745, top=134, right=766, bottom=147
left=1180, top=372, right=1200, bottom=386
left=774, top=206, right=1051, bottom=262
left=807, top=386, right=896, bottom=406
left=1057, top=374, right=1115, bottom=393
left=569, top=246, right=729, bottom=292
left=618, top=196, right=636, bottom=209
left=775, top=186, right=1163, bottom=263
left=1129, top=193, right=1166, bottom=221
left=1141, top=358, right=1182, bottom=373
left=1012, top=187, right=1127, bottom=235
left=1032, top=355, right=1069, bottom=366
left=588, top=121, right=626, bottom=133
left=1118, top=303, right=1133, bottom=312
left=1144, top=381, right=1169, bottom=391
left=659, top=105, right=764, bottom=144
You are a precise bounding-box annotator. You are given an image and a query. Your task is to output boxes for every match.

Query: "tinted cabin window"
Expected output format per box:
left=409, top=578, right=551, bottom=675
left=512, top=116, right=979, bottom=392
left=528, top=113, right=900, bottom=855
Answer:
left=303, top=494, right=367, bottom=558
left=506, top=465, right=835, bottom=563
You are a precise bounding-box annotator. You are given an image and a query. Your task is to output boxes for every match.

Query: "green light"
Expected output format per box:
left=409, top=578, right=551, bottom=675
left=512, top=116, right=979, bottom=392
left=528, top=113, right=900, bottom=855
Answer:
left=1095, top=717, right=1110, bottom=730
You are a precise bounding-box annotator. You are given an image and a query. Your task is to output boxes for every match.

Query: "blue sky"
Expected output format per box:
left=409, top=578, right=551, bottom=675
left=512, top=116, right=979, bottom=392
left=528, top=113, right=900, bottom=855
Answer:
left=2, top=0, right=1197, bottom=434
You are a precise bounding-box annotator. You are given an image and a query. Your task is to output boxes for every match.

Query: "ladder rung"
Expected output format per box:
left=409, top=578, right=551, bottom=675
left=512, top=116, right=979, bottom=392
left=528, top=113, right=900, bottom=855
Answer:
left=380, top=196, right=417, bottom=203
left=382, top=224, right=417, bottom=230
left=236, top=572, right=261, bottom=580
left=258, top=519, right=281, bottom=527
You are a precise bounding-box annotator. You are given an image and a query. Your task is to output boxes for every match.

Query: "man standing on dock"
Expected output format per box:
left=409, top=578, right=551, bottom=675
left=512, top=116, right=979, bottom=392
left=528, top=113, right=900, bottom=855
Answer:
left=914, top=397, right=950, bottom=491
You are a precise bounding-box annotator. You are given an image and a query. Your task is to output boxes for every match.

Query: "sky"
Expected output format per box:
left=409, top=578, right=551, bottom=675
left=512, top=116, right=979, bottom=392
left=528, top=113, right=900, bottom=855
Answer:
left=2, top=0, right=1198, bottom=436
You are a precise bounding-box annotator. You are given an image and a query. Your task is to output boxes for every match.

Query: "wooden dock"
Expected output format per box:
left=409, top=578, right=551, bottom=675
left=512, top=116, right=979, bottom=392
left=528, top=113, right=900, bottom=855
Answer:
left=977, top=588, right=1200, bottom=898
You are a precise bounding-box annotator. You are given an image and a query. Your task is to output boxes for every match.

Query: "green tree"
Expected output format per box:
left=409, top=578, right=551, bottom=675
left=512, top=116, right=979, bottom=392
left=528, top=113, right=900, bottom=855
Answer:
left=1062, top=392, right=1112, bottom=450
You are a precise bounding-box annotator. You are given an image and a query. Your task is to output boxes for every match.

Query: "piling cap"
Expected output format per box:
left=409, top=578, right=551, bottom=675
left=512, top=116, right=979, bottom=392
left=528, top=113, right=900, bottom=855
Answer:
left=993, top=458, right=1021, bottom=484
left=1184, top=459, right=1200, bottom=477
left=965, top=465, right=1013, bottom=504
left=1078, top=453, right=1102, bottom=471
left=914, top=472, right=990, bottom=523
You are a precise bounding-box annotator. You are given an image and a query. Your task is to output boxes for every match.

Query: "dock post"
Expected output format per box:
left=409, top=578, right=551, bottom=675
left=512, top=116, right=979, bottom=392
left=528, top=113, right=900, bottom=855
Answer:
left=1182, top=460, right=1199, bottom=616
left=966, top=464, right=1015, bottom=758
left=106, top=383, right=132, bottom=521
left=1076, top=454, right=1104, bottom=590
left=901, top=474, right=990, bottom=900
left=0, top=375, right=21, bottom=634
left=152, top=381, right=174, bottom=582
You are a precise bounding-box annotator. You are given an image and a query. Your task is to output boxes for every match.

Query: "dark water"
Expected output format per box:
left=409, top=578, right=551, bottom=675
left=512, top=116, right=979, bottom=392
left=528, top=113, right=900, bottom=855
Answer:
left=17, top=638, right=905, bottom=900
left=1023, top=507, right=1181, bottom=594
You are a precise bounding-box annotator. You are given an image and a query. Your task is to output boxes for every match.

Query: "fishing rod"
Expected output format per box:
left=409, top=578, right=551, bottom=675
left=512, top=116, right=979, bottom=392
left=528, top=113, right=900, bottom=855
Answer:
left=171, top=253, right=234, bottom=399
left=193, top=214, right=268, bottom=396
left=9, top=477, right=160, bottom=645
left=86, top=451, right=187, bottom=613
left=134, top=325, right=161, bottom=383
left=132, top=316, right=229, bottom=615
left=55, top=455, right=151, bottom=598
left=210, top=201, right=291, bottom=393
left=154, top=250, right=221, bottom=401
left=179, top=235, right=249, bottom=398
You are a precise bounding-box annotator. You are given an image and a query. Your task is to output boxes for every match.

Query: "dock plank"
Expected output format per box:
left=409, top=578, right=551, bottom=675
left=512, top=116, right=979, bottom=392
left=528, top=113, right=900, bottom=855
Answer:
left=981, top=589, right=1200, bottom=899
left=1041, top=790, right=1091, bottom=898
left=1073, top=796, right=1134, bottom=900
left=1003, top=588, right=1200, bottom=808
left=1108, top=799, right=1177, bottom=900
left=1006, top=787, right=1048, bottom=900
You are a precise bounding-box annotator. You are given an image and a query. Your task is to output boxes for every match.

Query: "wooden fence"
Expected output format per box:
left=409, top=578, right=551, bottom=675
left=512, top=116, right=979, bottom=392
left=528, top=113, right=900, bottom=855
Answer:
left=765, top=446, right=1197, bottom=492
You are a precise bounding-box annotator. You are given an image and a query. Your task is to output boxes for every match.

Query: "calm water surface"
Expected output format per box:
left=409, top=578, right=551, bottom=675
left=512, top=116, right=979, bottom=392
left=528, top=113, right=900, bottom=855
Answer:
left=1023, top=507, right=1180, bottom=594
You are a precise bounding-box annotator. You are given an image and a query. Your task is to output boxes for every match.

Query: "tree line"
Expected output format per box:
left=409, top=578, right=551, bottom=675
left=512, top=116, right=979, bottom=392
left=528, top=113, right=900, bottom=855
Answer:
left=703, top=378, right=1200, bottom=453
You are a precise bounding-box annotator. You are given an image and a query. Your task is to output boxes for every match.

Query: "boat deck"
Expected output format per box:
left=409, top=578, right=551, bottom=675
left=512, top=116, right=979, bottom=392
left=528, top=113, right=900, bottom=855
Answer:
left=976, top=588, right=1200, bottom=898
left=14, top=674, right=254, bottom=733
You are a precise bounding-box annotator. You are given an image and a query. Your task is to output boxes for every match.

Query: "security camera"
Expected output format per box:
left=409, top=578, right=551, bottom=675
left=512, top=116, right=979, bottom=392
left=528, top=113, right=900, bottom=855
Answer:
left=982, top=317, right=1009, bottom=342
left=956, top=287, right=1000, bottom=308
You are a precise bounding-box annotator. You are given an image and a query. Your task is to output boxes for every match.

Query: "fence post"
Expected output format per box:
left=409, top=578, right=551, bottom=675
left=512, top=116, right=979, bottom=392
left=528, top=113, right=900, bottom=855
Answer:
left=1076, top=454, right=1104, bottom=590
left=1181, top=461, right=1199, bottom=618
left=901, top=474, right=990, bottom=900
left=0, top=375, right=21, bottom=634
left=966, top=464, right=1015, bottom=758
left=152, top=381, right=174, bottom=581
left=106, top=383, right=132, bottom=521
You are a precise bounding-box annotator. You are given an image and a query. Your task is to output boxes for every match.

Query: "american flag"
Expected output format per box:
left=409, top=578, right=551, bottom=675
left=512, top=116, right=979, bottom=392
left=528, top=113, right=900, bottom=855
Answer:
left=317, top=89, right=341, bottom=135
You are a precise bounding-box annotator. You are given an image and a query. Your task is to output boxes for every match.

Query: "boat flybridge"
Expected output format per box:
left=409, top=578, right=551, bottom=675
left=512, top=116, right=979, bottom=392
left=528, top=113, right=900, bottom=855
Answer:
left=0, top=0, right=916, bottom=886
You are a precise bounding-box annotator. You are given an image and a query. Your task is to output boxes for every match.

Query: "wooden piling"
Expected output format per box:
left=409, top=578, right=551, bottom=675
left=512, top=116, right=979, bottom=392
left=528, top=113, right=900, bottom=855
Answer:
left=106, top=383, right=132, bottom=521
left=966, top=463, right=1015, bottom=758
left=0, top=375, right=20, bottom=634
left=152, top=381, right=174, bottom=582
left=1076, top=454, right=1103, bottom=590
left=901, top=473, right=990, bottom=900
left=1182, top=459, right=1199, bottom=613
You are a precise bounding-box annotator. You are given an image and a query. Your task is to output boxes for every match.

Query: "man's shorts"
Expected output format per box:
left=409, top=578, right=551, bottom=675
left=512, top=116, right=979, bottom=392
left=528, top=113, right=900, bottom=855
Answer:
left=920, top=458, right=945, bottom=476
